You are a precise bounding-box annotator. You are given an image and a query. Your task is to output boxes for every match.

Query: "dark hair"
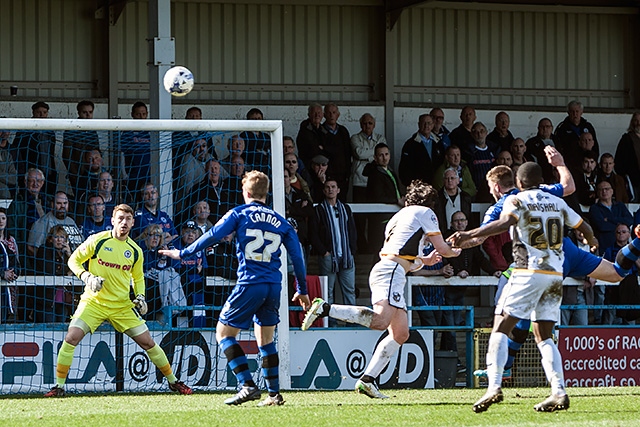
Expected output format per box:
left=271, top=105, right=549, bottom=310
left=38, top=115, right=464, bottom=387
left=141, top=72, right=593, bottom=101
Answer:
left=77, top=100, right=94, bottom=111
left=374, top=143, right=389, bottom=153
left=516, top=162, right=543, bottom=189
left=88, top=194, right=105, bottom=203
left=32, top=101, right=49, bottom=111
left=600, top=152, right=614, bottom=162
left=186, top=106, right=202, bottom=117
left=582, top=150, right=598, bottom=162
left=246, top=108, right=264, bottom=119
left=445, top=144, right=461, bottom=155
left=405, top=180, right=438, bottom=208
left=131, top=101, right=147, bottom=113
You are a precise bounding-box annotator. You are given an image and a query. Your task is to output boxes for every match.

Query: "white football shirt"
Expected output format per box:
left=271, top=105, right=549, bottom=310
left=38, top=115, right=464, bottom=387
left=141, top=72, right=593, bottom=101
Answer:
left=503, top=188, right=583, bottom=272
left=380, top=205, right=442, bottom=257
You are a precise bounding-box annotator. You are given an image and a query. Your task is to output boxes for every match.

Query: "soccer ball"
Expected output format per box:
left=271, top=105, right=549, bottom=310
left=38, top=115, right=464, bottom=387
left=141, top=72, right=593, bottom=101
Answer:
left=163, top=66, right=194, bottom=97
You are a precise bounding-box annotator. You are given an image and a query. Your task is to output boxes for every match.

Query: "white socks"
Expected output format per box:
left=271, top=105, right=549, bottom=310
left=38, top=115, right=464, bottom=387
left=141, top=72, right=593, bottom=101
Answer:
left=486, top=332, right=508, bottom=392
left=363, top=335, right=401, bottom=378
left=329, top=304, right=374, bottom=328
left=537, top=338, right=566, bottom=396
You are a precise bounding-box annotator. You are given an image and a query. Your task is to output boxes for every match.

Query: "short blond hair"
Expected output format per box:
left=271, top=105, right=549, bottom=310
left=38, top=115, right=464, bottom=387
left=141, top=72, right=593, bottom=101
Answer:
left=242, top=170, right=270, bottom=200
left=486, top=165, right=514, bottom=188
left=113, top=204, right=134, bottom=216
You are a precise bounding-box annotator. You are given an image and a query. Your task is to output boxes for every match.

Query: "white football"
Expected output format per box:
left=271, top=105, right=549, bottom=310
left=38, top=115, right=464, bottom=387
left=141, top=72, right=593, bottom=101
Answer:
left=163, top=66, right=194, bottom=97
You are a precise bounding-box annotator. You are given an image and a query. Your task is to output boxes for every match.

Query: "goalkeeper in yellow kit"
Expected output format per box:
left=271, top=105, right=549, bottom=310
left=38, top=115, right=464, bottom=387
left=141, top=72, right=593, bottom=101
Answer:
left=44, top=204, right=192, bottom=397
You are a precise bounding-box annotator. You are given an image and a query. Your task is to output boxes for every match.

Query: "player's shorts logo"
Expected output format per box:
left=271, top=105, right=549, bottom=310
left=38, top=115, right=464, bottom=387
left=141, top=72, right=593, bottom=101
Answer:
left=392, top=292, right=401, bottom=302
left=124, top=250, right=132, bottom=259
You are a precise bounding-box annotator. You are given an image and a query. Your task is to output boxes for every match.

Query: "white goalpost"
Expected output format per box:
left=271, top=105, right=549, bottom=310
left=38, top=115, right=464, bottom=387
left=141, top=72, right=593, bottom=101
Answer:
left=0, top=117, right=292, bottom=392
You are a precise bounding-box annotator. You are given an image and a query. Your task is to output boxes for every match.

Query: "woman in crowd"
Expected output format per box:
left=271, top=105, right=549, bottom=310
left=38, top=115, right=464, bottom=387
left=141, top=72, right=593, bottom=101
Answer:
left=35, top=225, right=74, bottom=323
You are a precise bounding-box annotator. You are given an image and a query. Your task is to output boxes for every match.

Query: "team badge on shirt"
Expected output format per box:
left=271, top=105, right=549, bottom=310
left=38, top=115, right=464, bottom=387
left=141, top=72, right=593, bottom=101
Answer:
left=393, top=292, right=401, bottom=302
left=124, top=250, right=132, bottom=259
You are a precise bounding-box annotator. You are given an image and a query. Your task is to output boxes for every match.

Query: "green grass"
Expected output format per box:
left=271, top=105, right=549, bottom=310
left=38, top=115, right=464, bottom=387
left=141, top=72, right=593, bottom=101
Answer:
left=2, top=387, right=639, bottom=427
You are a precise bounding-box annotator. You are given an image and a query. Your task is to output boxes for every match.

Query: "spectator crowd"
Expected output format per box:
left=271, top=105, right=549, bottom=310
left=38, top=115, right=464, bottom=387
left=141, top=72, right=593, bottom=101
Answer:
left=1, top=100, right=640, bottom=334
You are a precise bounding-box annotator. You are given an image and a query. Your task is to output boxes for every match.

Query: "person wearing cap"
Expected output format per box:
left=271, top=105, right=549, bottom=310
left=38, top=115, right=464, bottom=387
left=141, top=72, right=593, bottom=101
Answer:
left=309, top=154, right=329, bottom=202
left=12, top=101, right=58, bottom=197
left=172, top=220, right=207, bottom=327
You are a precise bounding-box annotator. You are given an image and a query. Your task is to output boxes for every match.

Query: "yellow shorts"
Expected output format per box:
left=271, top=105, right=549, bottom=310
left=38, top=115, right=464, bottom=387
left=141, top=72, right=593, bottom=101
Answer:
left=71, top=299, right=146, bottom=334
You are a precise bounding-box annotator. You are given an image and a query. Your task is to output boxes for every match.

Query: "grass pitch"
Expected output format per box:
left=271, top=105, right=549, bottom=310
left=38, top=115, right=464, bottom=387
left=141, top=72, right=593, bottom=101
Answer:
left=2, top=387, right=639, bottom=427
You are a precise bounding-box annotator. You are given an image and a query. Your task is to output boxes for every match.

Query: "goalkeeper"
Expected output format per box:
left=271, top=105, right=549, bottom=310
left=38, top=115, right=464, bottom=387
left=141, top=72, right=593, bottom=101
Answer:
left=44, top=204, right=192, bottom=397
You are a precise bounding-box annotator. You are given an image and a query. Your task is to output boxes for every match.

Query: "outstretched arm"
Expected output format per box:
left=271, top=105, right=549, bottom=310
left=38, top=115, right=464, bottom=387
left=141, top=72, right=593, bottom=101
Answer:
left=158, top=248, right=181, bottom=260
left=450, top=213, right=516, bottom=248
left=545, top=146, right=575, bottom=196
left=576, top=220, right=598, bottom=252
left=429, top=234, right=462, bottom=258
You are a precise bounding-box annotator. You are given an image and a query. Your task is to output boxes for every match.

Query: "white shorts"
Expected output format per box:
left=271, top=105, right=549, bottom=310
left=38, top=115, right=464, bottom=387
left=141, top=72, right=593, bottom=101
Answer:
left=369, top=259, right=407, bottom=309
left=495, top=269, right=564, bottom=323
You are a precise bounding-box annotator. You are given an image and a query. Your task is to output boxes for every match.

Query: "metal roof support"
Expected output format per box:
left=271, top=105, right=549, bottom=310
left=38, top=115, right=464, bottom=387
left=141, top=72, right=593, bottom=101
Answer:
left=148, top=0, right=175, bottom=215
left=385, top=11, right=398, bottom=168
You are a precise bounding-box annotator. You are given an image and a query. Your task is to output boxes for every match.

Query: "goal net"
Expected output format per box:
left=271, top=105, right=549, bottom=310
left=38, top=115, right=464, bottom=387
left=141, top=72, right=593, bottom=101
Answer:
left=0, top=117, right=290, bottom=394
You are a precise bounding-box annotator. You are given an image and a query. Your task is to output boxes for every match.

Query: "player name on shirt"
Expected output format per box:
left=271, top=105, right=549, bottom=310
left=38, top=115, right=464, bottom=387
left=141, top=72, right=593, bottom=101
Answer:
left=525, top=202, right=560, bottom=213
left=249, top=211, right=282, bottom=228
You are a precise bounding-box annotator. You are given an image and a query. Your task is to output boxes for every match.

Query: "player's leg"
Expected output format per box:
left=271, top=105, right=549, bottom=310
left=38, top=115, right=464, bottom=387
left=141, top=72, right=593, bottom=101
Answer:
left=475, top=270, right=522, bottom=379
left=254, top=325, right=284, bottom=406
left=217, top=323, right=261, bottom=404
left=532, top=320, right=569, bottom=412
left=45, top=300, right=105, bottom=397
left=505, top=319, right=529, bottom=372
left=615, top=231, right=640, bottom=274
left=356, top=305, right=408, bottom=399
left=129, top=328, right=192, bottom=394
left=302, top=260, right=402, bottom=331
left=585, top=236, right=640, bottom=283
left=472, top=312, right=519, bottom=413
left=301, top=298, right=376, bottom=330
left=253, top=285, right=285, bottom=407
left=44, top=324, right=87, bottom=397
left=217, top=284, right=270, bottom=405
left=117, top=303, right=193, bottom=395
left=474, top=271, right=546, bottom=413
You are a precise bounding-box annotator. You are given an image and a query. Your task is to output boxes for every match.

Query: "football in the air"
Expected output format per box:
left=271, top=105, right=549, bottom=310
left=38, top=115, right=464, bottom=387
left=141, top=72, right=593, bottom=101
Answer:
left=163, top=66, right=194, bottom=97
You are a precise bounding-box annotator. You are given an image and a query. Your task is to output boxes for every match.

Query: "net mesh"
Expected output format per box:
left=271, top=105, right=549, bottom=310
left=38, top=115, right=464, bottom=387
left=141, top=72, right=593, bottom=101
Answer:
left=474, top=328, right=548, bottom=388
left=0, top=121, right=276, bottom=393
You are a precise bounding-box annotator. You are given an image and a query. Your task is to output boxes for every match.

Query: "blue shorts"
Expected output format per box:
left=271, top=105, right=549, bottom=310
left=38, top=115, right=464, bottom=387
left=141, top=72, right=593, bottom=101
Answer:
left=219, top=283, right=281, bottom=330
left=563, top=237, right=601, bottom=278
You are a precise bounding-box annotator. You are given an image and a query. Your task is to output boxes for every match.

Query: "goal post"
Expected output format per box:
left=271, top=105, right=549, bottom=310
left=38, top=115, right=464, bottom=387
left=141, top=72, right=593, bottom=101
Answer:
left=0, top=117, right=290, bottom=393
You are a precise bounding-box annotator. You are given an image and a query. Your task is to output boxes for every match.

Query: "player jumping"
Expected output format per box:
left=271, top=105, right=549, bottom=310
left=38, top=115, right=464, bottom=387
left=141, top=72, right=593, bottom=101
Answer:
left=301, top=180, right=460, bottom=398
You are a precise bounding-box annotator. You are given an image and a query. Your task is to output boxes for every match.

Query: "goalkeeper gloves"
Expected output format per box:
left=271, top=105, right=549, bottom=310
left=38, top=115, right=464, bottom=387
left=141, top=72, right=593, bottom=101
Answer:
left=80, top=271, right=105, bottom=292
left=133, top=294, right=148, bottom=315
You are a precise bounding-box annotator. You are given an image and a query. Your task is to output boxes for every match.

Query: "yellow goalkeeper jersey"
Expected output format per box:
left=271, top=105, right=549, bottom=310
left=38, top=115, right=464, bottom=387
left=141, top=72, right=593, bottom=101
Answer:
left=69, top=230, right=145, bottom=309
